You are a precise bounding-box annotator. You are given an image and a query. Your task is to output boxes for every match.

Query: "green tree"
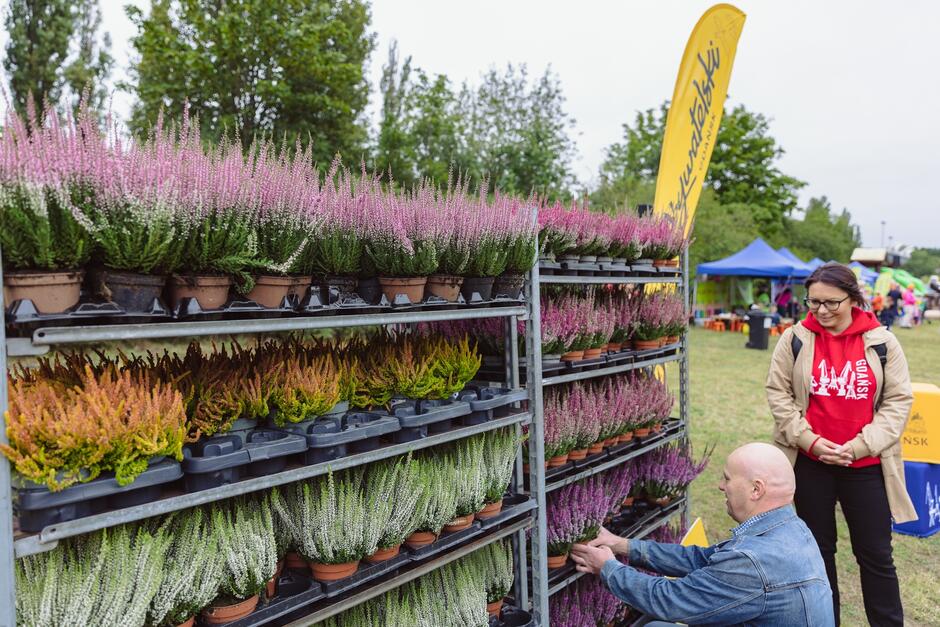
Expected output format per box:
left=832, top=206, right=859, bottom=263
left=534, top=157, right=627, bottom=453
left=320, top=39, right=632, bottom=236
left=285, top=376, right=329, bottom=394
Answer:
left=596, top=102, right=806, bottom=238
left=687, top=191, right=761, bottom=276
left=783, top=196, right=860, bottom=263
left=903, top=248, right=940, bottom=279
left=3, top=0, right=111, bottom=115
left=125, top=0, right=375, bottom=164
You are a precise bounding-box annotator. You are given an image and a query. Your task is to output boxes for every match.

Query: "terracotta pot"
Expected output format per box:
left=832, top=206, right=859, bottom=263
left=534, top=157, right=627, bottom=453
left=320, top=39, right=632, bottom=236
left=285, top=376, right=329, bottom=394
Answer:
left=201, top=594, right=259, bottom=624
left=659, top=337, right=667, bottom=347
left=288, top=275, right=312, bottom=298
left=493, top=272, right=525, bottom=299
left=606, top=342, right=622, bottom=352
left=443, top=514, right=475, bottom=533
left=666, top=335, right=680, bottom=345
left=633, top=339, right=661, bottom=350
left=561, top=350, right=585, bottom=362
left=247, top=274, right=293, bottom=308
left=365, top=544, right=401, bottom=563
left=653, top=423, right=663, bottom=433
left=653, top=258, right=680, bottom=267
left=309, top=560, right=360, bottom=582
left=284, top=551, right=307, bottom=570
left=487, top=598, right=505, bottom=618
left=567, top=448, right=588, bottom=461
left=588, top=441, right=604, bottom=455
left=99, top=269, right=165, bottom=312
left=265, top=573, right=277, bottom=598
left=634, top=427, right=651, bottom=437
left=477, top=499, right=504, bottom=519
left=3, top=270, right=83, bottom=314
left=603, top=436, right=619, bottom=447
left=547, top=553, right=569, bottom=569
left=169, top=274, right=231, bottom=310
left=378, top=276, right=427, bottom=304
left=648, top=495, right=672, bottom=507
left=405, top=531, right=437, bottom=549
left=547, top=453, right=569, bottom=467
left=460, top=276, right=495, bottom=301
left=622, top=496, right=635, bottom=507
left=583, top=347, right=603, bottom=359
left=425, top=274, right=463, bottom=302
left=176, top=617, right=195, bottom=627
left=618, top=431, right=635, bottom=443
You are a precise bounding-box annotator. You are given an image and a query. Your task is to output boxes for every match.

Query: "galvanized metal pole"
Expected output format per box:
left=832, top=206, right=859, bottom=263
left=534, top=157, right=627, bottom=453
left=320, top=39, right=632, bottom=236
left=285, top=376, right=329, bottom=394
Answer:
left=0, top=252, right=17, bottom=627
left=525, top=229, right=549, bottom=623
left=505, top=315, right=529, bottom=610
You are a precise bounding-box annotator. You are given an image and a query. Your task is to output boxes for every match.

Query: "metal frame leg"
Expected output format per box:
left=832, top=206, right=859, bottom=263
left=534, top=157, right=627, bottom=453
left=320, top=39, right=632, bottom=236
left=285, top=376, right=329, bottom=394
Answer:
left=0, top=256, right=17, bottom=627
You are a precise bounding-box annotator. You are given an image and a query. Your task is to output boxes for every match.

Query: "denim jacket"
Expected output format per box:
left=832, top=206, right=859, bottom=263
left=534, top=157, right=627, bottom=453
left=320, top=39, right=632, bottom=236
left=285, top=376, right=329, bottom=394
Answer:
left=600, top=506, right=834, bottom=626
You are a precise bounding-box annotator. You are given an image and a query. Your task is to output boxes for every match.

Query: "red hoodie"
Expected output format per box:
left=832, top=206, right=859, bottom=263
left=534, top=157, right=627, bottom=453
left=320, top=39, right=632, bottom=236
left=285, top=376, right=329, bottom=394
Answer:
left=803, top=308, right=882, bottom=468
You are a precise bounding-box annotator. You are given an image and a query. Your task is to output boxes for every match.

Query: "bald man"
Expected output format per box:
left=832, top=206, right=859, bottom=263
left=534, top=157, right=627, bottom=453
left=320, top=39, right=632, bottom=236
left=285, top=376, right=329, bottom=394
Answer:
left=571, top=443, right=834, bottom=626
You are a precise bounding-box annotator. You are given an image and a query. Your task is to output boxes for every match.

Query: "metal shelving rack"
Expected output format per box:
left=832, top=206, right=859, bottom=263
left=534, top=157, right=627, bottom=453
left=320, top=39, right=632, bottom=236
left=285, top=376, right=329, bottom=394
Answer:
left=0, top=270, right=543, bottom=627
left=0, top=248, right=690, bottom=626
left=529, top=252, right=692, bottom=613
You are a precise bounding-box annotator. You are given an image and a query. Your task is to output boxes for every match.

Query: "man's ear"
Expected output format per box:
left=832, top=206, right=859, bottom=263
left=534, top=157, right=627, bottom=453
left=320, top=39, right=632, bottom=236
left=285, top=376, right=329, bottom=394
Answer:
left=751, top=478, right=767, bottom=500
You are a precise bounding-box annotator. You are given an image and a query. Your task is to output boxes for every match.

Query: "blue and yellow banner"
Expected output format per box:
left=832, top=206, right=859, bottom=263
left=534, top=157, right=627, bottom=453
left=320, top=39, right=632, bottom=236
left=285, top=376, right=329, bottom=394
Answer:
left=654, top=4, right=746, bottom=235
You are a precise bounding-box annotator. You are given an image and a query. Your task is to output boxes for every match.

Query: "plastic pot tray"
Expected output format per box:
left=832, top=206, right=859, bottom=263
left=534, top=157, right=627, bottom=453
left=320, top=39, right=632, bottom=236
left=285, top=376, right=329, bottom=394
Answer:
left=490, top=607, right=535, bottom=627
left=321, top=551, right=412, bottom=598
left=182, top=429, right=307, bottom=492
left=5, top=297, right=170, bottom=334
left=14, top=457, right=182, bottom=533
left=571, top=449, right=609, bottom=469
left=477, top=494, right=536, bottom=530
left=389, top=399, right=472, bottom=442
left=223, top=571, right=325, bottom=627
left=171, top=296, right=294, bottom=321
left=408, top=520, right=484, bottom=560
left=277, top=411, right=400, bottom=465
left=457, top=385, right=528, bottom=425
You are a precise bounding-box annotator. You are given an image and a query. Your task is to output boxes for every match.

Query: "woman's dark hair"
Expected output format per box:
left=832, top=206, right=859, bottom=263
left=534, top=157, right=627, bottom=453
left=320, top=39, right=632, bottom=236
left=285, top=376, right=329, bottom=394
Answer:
left=804, top=262, right=867, bottom=308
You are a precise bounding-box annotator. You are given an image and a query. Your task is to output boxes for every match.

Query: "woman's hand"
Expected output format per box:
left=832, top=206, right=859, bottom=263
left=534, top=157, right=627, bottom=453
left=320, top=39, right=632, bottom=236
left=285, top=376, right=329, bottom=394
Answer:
left=812, top=437, right=854, bottom=466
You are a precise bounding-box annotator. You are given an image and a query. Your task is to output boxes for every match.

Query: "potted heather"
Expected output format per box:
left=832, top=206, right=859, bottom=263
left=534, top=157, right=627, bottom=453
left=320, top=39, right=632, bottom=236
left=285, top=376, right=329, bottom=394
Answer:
left=609, top=211, right=643, bottom=264
left=478, top=429, right=524, bottom=519
left=636, top=444, right=710, bottom=507
left=566, top=384, right=603, bottom=457
left=536, top=200, right=579, bottom=262
left=407, top=454, right=459, bottom=547
left=361, top=456, right=424, bottom=562
left=642, top=214, right=687, bottom=266
left=269, top=353, right=342, bottom=426
left=425, top=181, right=471, bottom=302
left=494, top=201, right=536, bottom=299
left=633, top=291, right=669, bottom=350
left=203, top=497, right=277, bottom=624
left=582, top=295, right=616, bottom=360
left=550, top=577, right=622, bottom=627
left=558, top=476, right=610, bottom=546
left=461, top=197, right=510, bottom=301
left=540, top=294, right=576, bottom=361
left=543, top=391, right=576, bottom=467
left=445, top=438, right=486, bottom=532
left=148, top=508, right=225, bottom=627
left=660, top=291, right=689, bottom=344
left=272, top=470, right=369, bottom=582
left=478, top=540, right=514, bottom=617
left=572, top=210, right=612, bottom=263
left=607, top=289, right=639, bottom=351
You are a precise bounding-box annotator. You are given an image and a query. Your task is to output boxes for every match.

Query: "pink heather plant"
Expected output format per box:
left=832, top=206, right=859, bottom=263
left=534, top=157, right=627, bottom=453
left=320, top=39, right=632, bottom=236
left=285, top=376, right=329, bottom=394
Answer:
left=640, top=213, right=688, bottom=260
left=606, top=289, right=641, bottom=344
left=609, top=212, right=643, bottom=261
left=550, top=576, right=623, bottom=627
left=633, top=290, right=685, bottom=341
left=540, top=293, right=579, bottom=354
left=543, top=391, right=577, bottom=459
left=565, top=384, right=603, bottom=448
left=636, top=444, right=711, bottom=501
left=546, top=476, right=610, bottom=554
left=648, top=518, right=690, bottom=544
left=537, top=200, right=581, bottom=258
left=604, top=462, right=640, bottom=509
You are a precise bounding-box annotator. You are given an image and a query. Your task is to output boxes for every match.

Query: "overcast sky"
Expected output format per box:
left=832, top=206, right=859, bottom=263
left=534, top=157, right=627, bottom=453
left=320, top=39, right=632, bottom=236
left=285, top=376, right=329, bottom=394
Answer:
left=91, top=1, right=938, bottom=251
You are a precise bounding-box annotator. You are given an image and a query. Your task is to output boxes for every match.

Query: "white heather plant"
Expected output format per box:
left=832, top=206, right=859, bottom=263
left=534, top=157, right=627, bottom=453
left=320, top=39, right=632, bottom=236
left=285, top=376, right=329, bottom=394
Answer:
left=476, top=540, right=514, bottom=603
left=148, top=508, right=226, bottom=626
left=213, top=496, right=278, bottom=602
left=482, top=429, right=525, bottom=505
left=453, top=437, right=487, bottom=517
left=440, top=559, right=489, bottom=627
left=273, top=470, right=370, bottom=565
left=362, top=455, right=424, bottom=553
left=15, top=524, right=169, bottom=627
left=416, top=454, right=459, bottom=534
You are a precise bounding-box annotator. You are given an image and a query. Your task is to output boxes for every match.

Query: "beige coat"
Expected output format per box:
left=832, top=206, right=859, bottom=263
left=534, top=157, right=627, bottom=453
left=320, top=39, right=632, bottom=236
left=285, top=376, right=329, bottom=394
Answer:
left=766, top=323, right=917, bottom=523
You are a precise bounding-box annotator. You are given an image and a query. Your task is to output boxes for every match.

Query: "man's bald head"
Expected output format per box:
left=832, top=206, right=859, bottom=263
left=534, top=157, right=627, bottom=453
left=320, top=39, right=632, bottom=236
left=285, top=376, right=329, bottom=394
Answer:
left=720, top=442, right=795, bottom=523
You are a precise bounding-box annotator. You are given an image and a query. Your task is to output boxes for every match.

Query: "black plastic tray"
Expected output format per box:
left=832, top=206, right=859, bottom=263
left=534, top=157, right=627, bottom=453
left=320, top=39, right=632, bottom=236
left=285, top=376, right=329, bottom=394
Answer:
left=571, top=449, right=609, bottom=469
left=457, top=385, right=528, bottom=425
left=171, top=296, right=294, bottom=321
left=390, top=399, right=472, bottom=442
left=223, top=571, right=325, bottom=627
left=277, top=411, right=400, bottom=464
left=5, top=297, right=171, bottom=334
left=321, top=551, right=411, bottom=598
left=477, top=494, right=536, bottom=530
left=408, top=521, right=484, bottom=560
left=491, top=607, right=535, bottom=627
left=562, top=356, right=607, bottom=372
left=182, top=429, right=307, bottom=492
left=15, top=458, right=182, bottom=533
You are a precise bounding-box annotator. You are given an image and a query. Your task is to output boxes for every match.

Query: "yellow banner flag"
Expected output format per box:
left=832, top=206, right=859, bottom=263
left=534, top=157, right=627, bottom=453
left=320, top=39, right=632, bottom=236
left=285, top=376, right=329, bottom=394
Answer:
left=681, top=517, right=710, bottom=548
left=654, top=4, right=746, bottom=235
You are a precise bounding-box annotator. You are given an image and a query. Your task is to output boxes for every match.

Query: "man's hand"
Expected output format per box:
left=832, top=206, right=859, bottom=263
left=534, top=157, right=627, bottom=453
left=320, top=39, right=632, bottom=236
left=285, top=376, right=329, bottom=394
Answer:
left=587, top=526, right=629, bottom=555
left=812, top=437, right=853, bottom=466
left=570, top=543, right=616, bottom=576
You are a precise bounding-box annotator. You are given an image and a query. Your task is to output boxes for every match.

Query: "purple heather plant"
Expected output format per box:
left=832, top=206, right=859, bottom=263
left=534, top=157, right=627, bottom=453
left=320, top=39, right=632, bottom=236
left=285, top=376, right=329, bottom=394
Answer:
left=636, top=444, right=711, bottom=501
left=549, top=576, right=623, bottom=627
left=546, top=476, right=609, bottom=555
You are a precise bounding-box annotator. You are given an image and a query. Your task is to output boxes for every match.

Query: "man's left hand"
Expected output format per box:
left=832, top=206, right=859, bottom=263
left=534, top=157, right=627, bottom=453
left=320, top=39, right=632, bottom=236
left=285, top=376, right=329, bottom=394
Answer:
left=570, top=542, right=615, bottom=576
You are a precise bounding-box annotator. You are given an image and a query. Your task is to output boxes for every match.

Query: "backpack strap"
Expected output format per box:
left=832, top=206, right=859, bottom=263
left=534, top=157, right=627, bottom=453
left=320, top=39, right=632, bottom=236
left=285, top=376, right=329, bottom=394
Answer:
left=791, top=334, right=803, bottom=361
left=873, top=343, right=888, bottom=409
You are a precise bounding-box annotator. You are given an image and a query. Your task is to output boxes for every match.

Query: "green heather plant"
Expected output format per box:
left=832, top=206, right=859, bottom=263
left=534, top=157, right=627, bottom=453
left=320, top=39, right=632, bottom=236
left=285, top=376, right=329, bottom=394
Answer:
left=15, top=524, right=170, bottom=627
left=474, top=540, right=514, bottom=604
left=440, top=559, right=489, bottom=627
left=362, top=456, right=425, bottom=553
left=482, top=429, right=525, bottom=505
left=0, top=183, right=92, bottom=271
left=148, top=508, right=226, bottom=626
left=453, top=438, right=486, bottom=517
left=415, top=455, right=459, bottom=535
left=213, top=496, right=278, bottom=602
left=272, top=470, right=369, bottom=565
left=504, top=232, right=537, bottom=274
left=465, top=235, right=508, bottom=278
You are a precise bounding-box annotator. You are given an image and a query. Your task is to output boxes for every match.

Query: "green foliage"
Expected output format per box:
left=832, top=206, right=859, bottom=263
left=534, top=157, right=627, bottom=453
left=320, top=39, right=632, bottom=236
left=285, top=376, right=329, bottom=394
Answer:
left=124, top=0, right=375, bottom=165
left=366, top=237, right=438, bottom=277
left=687, top=192, right=760, bottom=277
left=0, top=183, right=92, bottom=271
left=362, top=456, right=425, bottom=551
left=782, top=196, right=861, bottom=263
left=471, top=540, right=514, bottom=603
left=86, top=195, right=182, bottom=274
left=213, top=495, right=278, bottom=600
left=504, top=234, right=537, bottom=274
left=465, top=237, right=509, bottom=278
left=174, top=208, right=266, bottom=292
left=62, top=0, right=113, bottom=112
left=903, top=247, right=940, bottom=278
left=482, top=429, right=524, bottom=505
left=304, top=227, right=364, bottom=277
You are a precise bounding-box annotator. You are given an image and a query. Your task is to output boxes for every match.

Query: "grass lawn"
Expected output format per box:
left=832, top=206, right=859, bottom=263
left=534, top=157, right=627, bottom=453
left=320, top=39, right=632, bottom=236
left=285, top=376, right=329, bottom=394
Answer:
left=678, top=324, right=940, bottom=626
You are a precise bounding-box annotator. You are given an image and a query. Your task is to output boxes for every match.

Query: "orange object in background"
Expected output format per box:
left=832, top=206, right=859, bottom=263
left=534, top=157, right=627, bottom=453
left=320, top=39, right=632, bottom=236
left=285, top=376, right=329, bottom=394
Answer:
left=902, top=383, right=940, bottom=463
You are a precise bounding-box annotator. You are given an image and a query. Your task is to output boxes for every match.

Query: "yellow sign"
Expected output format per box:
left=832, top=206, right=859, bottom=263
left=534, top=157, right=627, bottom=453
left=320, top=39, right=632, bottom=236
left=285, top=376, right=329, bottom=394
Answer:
left=681, top=517, right=710, bottom=548
left=654, top=4, right=747, bottom=235
left=902, top=382, right=940, bottom=464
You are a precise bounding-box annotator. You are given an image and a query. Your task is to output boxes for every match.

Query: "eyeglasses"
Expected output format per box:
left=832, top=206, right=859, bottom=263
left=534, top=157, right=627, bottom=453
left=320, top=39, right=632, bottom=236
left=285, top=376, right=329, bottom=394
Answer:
left=804, top=296, right=849, bottom=312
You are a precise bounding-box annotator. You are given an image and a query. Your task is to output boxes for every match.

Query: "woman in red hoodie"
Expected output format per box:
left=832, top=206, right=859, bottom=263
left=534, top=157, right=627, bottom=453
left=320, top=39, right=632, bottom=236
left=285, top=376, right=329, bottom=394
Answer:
left=766, top=263, right=915, bottom=626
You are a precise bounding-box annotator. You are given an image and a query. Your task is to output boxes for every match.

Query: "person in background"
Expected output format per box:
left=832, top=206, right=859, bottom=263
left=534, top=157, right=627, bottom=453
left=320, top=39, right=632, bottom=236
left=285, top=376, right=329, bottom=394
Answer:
left=766, top=263, right=915, bottom=626
left=928, top=275, right=940, bottom=310
left=757, top=288, right=771, bottom=309
left=882, top=282, right=902, bottom=330
left=570, top=443, right=833, bottom=626
left=776, top=287, right=796, bottom=319
left=871, top=292, right=884, bottom=319
left=899, top=283, right=916, bottom=328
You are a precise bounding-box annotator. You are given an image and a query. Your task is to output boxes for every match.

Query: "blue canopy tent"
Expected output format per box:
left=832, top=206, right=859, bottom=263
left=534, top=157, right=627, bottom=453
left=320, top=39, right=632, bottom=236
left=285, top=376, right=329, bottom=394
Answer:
left=775, top=247, right=815, bottom=278
left=807, top=257, right=825, bottom=270
left=697, top=238, right=813, bottom=277
left=849, top=261, right=879, bottom=285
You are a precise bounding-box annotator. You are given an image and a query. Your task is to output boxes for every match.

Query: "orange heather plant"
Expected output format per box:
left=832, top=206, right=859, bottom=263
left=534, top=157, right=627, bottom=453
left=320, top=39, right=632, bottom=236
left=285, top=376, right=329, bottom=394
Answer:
left=1, top=366, right=186, bottom=491
left=270, top=353, right=342, bottom=425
